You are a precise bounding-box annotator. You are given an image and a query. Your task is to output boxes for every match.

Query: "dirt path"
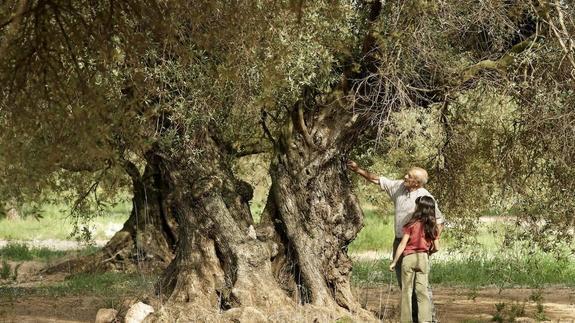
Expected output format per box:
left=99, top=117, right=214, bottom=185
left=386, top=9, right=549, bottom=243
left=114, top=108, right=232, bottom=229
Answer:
left=355, top=286, right=575, bottom=322
left=2, top=285, right=573, bottom=322
left=0, top=295, right=107, bottom=323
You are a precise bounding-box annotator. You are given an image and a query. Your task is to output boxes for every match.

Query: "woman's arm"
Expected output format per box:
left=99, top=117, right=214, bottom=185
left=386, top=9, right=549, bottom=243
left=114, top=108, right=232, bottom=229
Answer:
left=389, top=233, right=410, bottom=271
left=430, top=238, right=440, bottom=254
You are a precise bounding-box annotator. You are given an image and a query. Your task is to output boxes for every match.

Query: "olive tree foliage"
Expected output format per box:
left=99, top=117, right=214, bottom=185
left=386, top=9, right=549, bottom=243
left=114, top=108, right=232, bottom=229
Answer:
left=0, top=0, right=359, bottom=219
left=430, top=0, right=575, bottom=251
left=0, top=0, right=183, bottom=269
left=351, top=0, right=575, bottom=251
left=0, top=0, right=156, bottom=215
left=0, top=0, right=353, bottom=167
left=2, top=0, right=565, bottom=232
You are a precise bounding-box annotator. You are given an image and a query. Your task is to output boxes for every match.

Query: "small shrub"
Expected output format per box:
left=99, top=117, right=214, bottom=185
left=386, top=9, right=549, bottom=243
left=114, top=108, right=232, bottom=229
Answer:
left=529, top=289, right=543, bottom=303
left=534, top=303, right=548, bottom=321
left=492, top=301, right=527, bottom=322
left=509, top=302, right=525, bottom=320
left=492, top=302, right=506, bottom=322
left=491, top=311, right=504, bottom=323
left=467, top=286, right=479, bottom=301
left=11, top=263, right=21, bottom=281
left=0, top=260, right=11, bottom=279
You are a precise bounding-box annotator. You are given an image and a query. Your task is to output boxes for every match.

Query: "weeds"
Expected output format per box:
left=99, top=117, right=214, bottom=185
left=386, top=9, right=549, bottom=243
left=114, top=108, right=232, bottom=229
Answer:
left=353, top=251, right=575, bottom=287
left=11, top=264, right=20, bottom=281
left=0, top=260, right=10, bottom=279
left=492, top=301, right=525, bottom=322
left=509, top=302, right=525, bottom=319
left=0, top=272, right=157, bottom=298
left=0, top=243, right=76, bottom=261
left=467, top=285, right=479, bottom=301
left=534, top=303, right=548, bottom=321
left=529, top=289, right=543, bottom=303
left=529, top=289, right=548, bottom=321
left=0, top=261, right=21, bottom=281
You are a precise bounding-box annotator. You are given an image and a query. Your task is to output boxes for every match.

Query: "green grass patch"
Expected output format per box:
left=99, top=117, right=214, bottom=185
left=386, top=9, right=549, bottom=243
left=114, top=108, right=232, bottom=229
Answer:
left=352, top=259, right=395, bottom=285
left=0, top=272, right=156, bottom=299
left=0, top=243, right=69, bottom=261
left=431, top=251, right=575, bottom=287
left=0, top=260, right=11, bottom=279
left=52, top=272, right=155, bottom=295
left=0, top=202, right=130, bottom=241
left=349, top=209, right=395, bottom=253
left=352, top=251, right=575, bottom=288
left=349, top=206, right=511, bottom=254
left=0, top=243, right=101, bottom=264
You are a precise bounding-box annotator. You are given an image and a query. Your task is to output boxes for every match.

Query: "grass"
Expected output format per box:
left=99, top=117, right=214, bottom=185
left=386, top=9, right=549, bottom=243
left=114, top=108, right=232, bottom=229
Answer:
left=51, top=272, right=156, bottom=296
left=349, top=209, right=395, bottom=253
left=348, top=207, right=505, bottom=253
left=2, top=199, right=573, bottom=291
left=0, top=202, right=130, bottom=241
left=0, top=260, right=11, bottom=279
left=431, top=250, right=575, bottom=287
left=0, top=272, right=156, bottom=299
left=0, top=243, right=70, bottom=261
left=352, top=249, right=575, bottom=288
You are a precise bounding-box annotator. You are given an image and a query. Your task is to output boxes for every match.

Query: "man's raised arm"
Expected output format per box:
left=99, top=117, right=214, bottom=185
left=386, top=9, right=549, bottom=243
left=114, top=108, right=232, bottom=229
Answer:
left=346, top=160, right=380, bottom=185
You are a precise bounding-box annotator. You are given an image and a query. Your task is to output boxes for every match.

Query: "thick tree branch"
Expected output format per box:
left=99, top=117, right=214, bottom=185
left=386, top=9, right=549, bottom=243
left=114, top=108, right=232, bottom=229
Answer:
left=460, top=36, right=539, bottom=84
left=0, top=0, right=29, bottom=59
left=233, top=143, right=269, bottom=157
left=340, top=0, right=383, bottom=93
left=296, top=103, right=316, bottom=148
left=260, top=109, right=276, bottom=148
left=549, top=0, right=575, bottom=72
left=122, top=159, right=142, bottom=186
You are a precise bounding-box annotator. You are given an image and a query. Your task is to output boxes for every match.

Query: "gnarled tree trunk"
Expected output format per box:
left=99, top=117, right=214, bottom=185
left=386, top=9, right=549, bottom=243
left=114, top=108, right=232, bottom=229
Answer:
left=151, top=1, right=383, bottom=319
left=44, top=155, right=177, bottom=274
left=264, top=97, right=371, bottom=315
left=149, top=114, right=376, bottom=322
left=153, top=129, right=295, bottom=322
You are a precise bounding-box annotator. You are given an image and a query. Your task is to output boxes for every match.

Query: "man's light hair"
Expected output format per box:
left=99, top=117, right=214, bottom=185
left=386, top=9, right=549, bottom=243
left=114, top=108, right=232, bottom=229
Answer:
left=410, top=167, right=428, bottom=185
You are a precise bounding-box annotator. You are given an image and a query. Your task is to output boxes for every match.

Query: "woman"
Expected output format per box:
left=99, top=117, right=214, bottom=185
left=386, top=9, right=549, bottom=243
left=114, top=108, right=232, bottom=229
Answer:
left=389, top=195, right=439, bottom=322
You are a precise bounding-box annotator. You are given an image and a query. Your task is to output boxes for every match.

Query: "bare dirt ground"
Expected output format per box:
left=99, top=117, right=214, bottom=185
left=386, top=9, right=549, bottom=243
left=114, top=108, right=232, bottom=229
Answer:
left=0, top=295, right=107, bottom=323
left=1, top=261, right=574, bottom=322
left=354, top=286, right=575, bottom=322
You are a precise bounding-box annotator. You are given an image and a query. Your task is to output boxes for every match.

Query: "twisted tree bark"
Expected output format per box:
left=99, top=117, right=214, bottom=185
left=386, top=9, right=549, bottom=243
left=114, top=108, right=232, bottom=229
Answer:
left=43, top=154, right=176, bottom=274
left=153, top=129, right=296, bottom=322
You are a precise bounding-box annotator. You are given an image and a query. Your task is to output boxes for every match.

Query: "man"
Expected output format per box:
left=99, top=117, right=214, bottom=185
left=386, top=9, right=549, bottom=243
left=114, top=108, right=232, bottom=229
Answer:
left=347, top=160, right=445, bottom=322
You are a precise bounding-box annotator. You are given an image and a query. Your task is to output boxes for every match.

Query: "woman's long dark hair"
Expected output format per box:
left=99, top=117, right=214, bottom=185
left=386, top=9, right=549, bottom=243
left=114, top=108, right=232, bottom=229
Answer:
left=406, top=196, right=438, bottom=241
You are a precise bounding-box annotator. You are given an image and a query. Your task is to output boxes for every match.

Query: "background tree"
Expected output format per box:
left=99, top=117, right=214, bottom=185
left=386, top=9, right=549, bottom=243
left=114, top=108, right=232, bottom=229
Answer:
left=0, top=0, right=177, bottom=272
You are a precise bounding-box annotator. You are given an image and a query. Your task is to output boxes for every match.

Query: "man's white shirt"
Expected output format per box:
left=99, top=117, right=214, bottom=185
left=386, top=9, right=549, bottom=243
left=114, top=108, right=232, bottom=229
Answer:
left=379, top=177, right=445, bottom=238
